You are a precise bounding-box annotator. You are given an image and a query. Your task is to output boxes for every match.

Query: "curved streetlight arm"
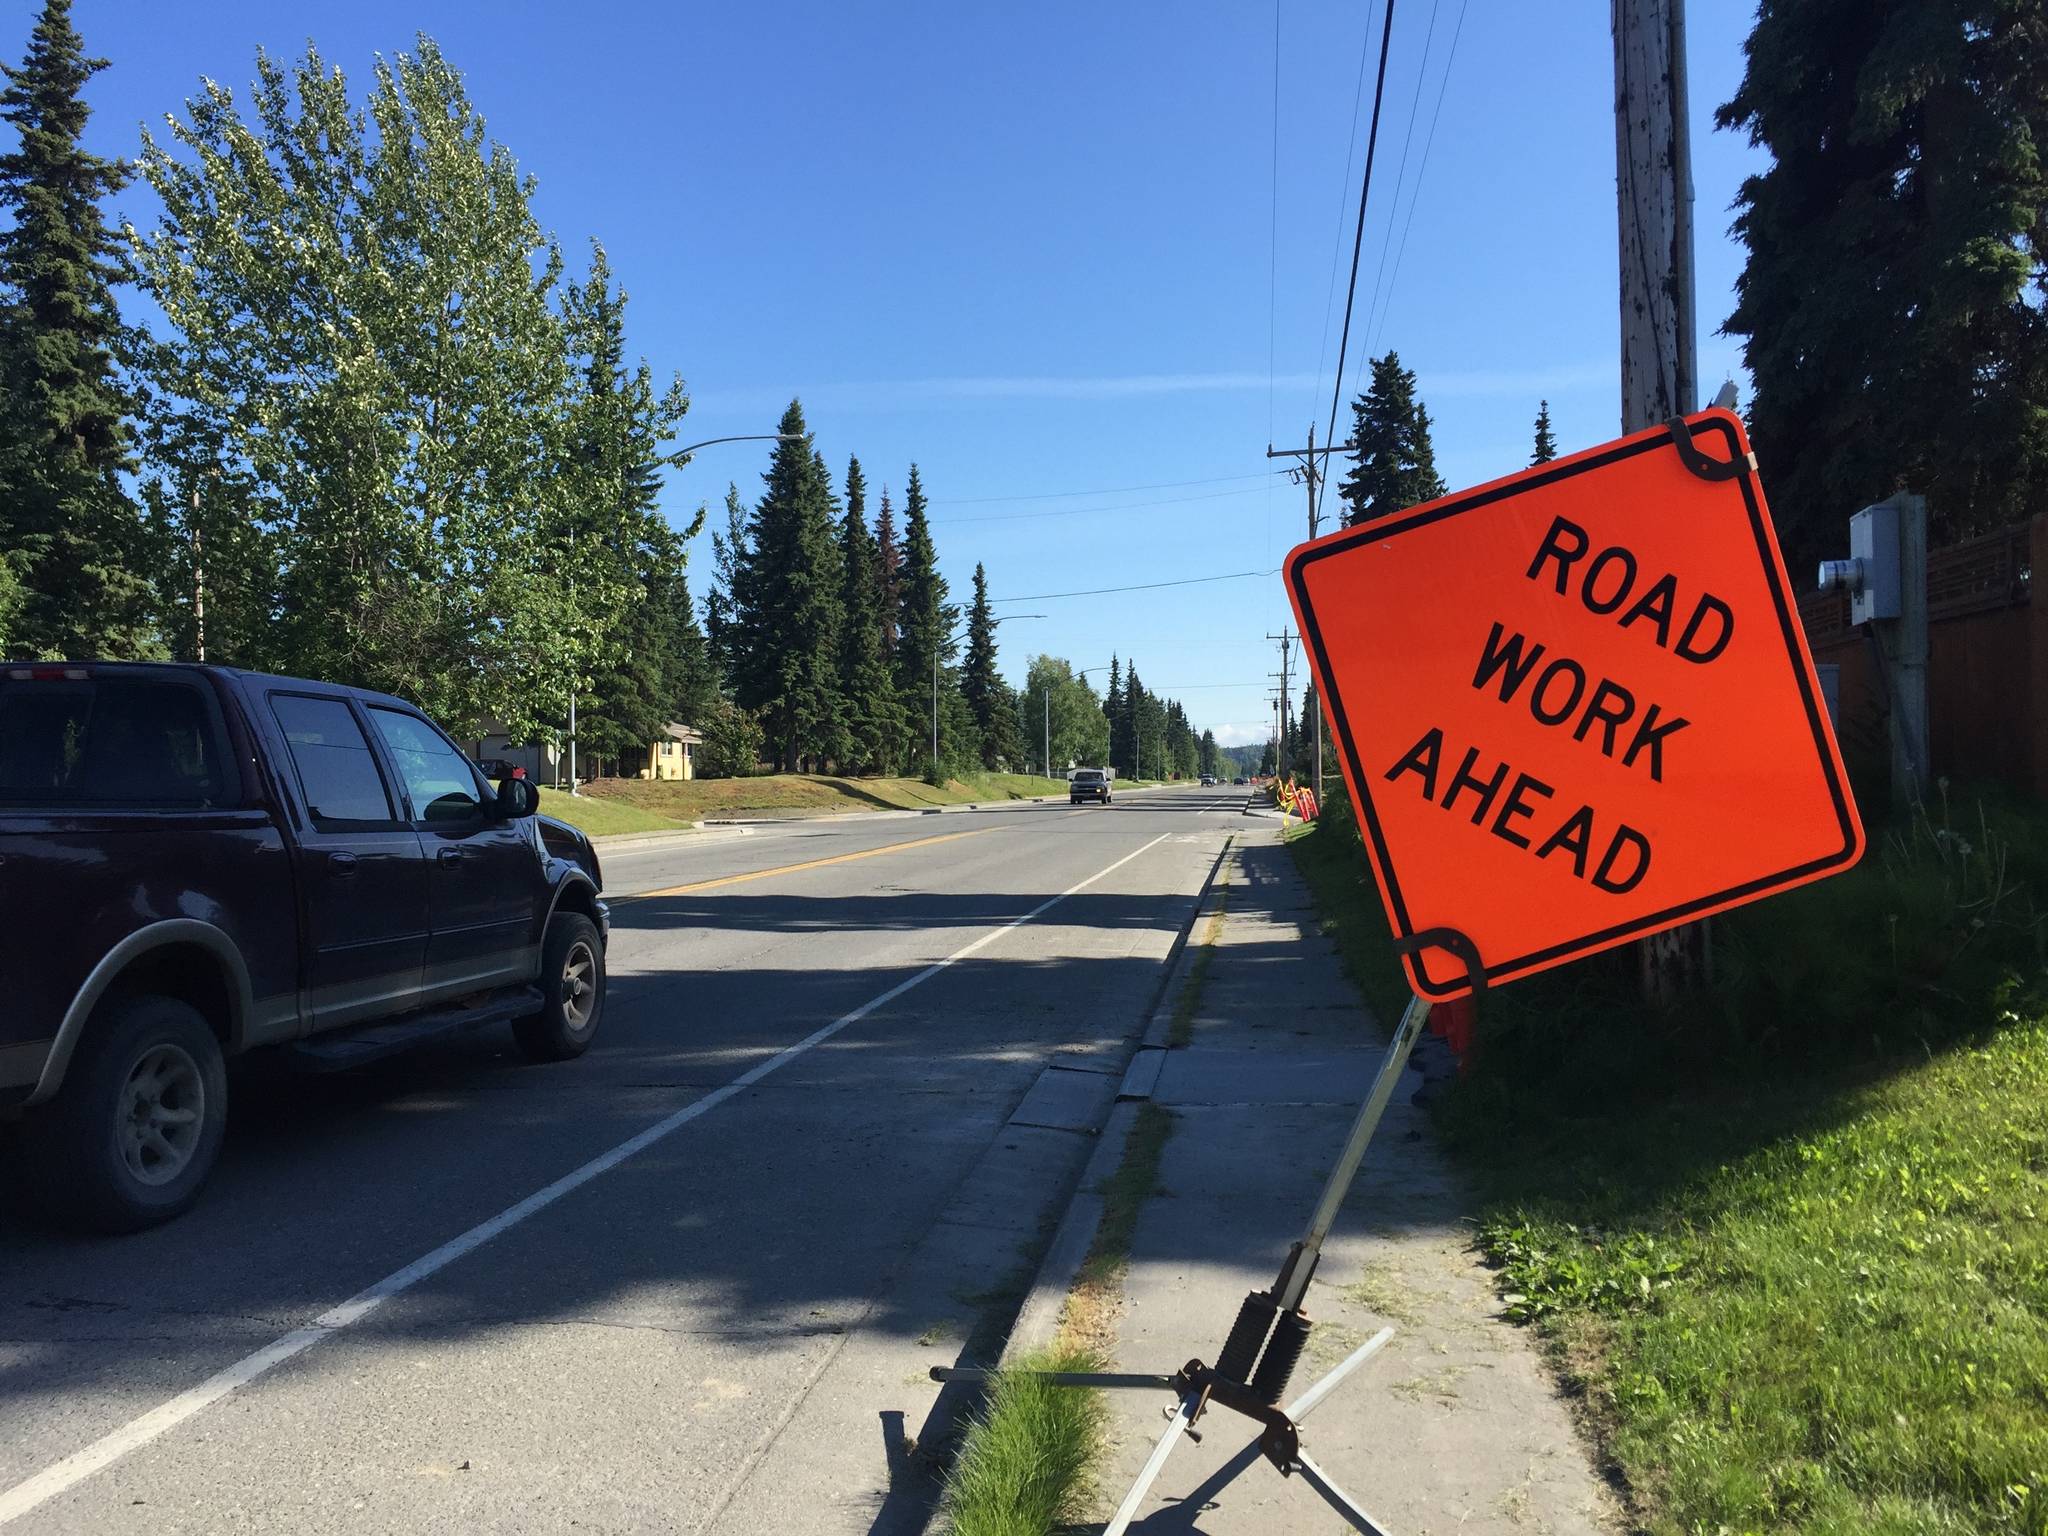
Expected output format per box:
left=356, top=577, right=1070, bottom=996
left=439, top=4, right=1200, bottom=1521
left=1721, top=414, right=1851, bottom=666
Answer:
left=673, top=432, right=805, bottom=458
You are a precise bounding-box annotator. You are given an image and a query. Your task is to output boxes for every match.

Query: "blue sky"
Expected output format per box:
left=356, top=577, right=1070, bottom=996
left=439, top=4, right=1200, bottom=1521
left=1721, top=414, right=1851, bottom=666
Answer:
left=36, top=0, right=1766, bottom=748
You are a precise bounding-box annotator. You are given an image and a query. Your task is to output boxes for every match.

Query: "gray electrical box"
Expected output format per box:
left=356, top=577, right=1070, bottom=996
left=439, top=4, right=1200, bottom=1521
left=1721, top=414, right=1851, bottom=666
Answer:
left=1847, top=500, right=1902, bottom=623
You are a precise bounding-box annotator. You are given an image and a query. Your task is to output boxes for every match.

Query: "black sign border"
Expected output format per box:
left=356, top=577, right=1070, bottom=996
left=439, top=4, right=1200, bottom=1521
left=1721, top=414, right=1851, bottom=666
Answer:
left=1286, top=412, right=1861, bottom=998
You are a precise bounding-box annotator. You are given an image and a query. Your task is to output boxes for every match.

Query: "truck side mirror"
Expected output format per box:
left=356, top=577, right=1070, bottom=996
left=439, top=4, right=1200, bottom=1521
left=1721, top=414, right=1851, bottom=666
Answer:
left=495, top=777, right=540, bottom=819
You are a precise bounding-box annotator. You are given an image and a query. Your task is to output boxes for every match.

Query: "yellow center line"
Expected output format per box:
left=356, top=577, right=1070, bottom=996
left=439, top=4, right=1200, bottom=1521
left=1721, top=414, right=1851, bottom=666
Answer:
left=618, top=825, right=1000, bottom=899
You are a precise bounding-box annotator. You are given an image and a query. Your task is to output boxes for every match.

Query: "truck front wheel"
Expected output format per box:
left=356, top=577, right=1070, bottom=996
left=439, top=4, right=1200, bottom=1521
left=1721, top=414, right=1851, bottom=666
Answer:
left=512, top=912, right=606, bottom=1063
left=18, top=995, right=228, bottom=1233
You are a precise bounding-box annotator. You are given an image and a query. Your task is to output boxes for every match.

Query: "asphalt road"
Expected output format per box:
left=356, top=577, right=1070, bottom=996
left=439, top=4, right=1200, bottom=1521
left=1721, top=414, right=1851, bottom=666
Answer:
left=0, top=785, right=1244, bottom=1533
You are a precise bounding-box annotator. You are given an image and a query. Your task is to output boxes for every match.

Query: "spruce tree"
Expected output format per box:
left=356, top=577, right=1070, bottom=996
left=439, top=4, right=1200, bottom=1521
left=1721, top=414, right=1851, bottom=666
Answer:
left=834, top=455, right=898, bottom=773
left=1531, top=399, right=1557, bottom=465
left=731, top=403, right=843, bottom=771
left=960, top=562, right=1018, bottom=769
left=894, top=464, right=952, bottom=775
left=1104, top=656, right=1125, bottom=774
left=704, top=482, right=748, bottom=693
left=0, top=0, right=155, bottom=658
left=1338, top=351, right=1447, bottom=527
left=1719, top=0, right=2048, bottom=565
left=873, top=485, right=901, bottom=659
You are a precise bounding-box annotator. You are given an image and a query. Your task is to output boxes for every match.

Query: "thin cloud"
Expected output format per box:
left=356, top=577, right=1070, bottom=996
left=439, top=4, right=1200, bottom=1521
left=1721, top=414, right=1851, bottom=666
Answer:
left=1210, top=722, right=1271, bottom=748
left=709, top=360, right=1610, bottom=414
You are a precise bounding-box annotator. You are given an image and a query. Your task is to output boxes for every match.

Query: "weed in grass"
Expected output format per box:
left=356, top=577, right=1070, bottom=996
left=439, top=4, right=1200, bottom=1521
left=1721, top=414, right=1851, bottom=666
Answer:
left=937, top=1344, right=1107, bottom=1536
left=1341, top=1259, right=1421, bottom=1328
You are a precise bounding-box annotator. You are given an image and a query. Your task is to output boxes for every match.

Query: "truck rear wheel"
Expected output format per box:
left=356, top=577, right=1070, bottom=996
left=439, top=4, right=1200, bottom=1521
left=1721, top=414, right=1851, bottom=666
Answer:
left=512, top=912, right=605, bottom=1063
left=18, top=995, right=228, bottom=1233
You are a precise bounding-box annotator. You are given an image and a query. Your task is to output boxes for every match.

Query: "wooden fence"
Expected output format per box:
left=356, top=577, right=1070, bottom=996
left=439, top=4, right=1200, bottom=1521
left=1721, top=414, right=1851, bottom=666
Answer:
left=1796, top=514, right=2044, bottom=800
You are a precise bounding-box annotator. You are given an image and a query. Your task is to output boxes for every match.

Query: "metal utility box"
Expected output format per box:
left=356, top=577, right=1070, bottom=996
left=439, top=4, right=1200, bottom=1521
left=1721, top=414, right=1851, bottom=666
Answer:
left=1847, top=501, right=1902, bottom=623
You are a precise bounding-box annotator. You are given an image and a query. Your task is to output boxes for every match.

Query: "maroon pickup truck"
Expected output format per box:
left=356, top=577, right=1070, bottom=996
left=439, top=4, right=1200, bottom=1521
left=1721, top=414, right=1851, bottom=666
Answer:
left=0, top=662, right=609, bottom=1231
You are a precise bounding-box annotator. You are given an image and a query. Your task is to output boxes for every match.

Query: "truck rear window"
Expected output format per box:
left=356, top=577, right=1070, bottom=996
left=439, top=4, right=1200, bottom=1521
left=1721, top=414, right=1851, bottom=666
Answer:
left=0, top=676, right=231, bottom=808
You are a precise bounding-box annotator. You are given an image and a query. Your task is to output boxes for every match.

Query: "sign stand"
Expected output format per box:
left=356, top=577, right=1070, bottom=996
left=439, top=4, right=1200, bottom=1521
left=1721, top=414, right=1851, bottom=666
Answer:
left=935, top=931, right=1479, bottom=1535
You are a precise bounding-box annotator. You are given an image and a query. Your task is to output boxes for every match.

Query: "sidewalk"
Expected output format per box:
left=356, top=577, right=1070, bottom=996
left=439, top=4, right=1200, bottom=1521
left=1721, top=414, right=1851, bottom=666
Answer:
left=1091, top=829, right=1617, bottom=1533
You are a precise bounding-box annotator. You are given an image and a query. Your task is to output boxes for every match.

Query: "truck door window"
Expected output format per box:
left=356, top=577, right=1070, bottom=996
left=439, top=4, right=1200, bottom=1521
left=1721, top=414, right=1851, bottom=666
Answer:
left=368, top=706, right=484, bottom=824
left=269, top=694, right=397, bottom=828
left=0, top=676, right=229, bottom=807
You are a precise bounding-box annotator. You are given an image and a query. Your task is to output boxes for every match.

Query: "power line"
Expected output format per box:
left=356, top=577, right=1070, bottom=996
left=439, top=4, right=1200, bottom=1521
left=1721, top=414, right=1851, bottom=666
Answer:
left=1358, top=0, right=1443, bottom=351
left=1312, top=6, right=1380, bottom=409
left=994, top=569, right=1278, bottom=603
left=1369, top=0, right=1470, bottom=355
left=935, top=470, right=1277, bottom=506
left=932, top=483, right=1279, bottom=525
left=1323, top=0, right=1401, bottom=471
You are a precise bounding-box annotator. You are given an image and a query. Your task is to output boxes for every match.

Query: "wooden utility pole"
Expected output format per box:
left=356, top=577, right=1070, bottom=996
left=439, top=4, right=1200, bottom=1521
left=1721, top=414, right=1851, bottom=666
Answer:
left=1268, top=424, right=1358, bottom=806
left=1615, top=0, right=1703, bottom=997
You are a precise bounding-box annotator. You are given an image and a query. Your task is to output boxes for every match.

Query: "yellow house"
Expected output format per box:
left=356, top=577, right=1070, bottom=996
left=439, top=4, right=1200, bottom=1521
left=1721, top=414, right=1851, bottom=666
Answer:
left=629, top=722, right=702, bottom=781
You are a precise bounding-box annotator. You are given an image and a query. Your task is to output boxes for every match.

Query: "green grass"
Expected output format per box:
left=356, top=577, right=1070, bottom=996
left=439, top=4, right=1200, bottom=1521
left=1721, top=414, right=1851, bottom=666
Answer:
left=533, top=786, right=691, bottom=838
left=1468, top=1023, right=2048, bottom=1536
left=938, top=1344, right=1107, bottom=1536
left=582, top=770, right=1172, bottom=823
left=1285, top=786, right=2048, bottom=1536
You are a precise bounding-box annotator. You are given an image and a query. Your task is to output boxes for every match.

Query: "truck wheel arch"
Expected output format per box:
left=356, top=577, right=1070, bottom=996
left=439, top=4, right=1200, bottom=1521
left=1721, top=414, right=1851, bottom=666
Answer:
left=544, top=874, right=602, bottom=935
left=28, top=921, right=252, bottom=1107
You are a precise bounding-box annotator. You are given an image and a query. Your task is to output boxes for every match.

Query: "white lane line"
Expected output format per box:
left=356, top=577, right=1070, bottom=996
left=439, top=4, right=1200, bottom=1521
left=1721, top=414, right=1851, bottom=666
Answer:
left=0, top=830, right=1178, bottom=1527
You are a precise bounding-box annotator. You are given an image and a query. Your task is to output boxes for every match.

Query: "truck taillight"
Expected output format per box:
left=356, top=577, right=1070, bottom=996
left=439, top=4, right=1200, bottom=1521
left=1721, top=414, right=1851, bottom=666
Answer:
left=6, top=667, right=89, bottom=681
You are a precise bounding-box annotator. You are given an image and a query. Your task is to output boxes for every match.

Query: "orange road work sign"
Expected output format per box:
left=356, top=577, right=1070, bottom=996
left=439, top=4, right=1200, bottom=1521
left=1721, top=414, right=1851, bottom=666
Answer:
left=1284, top=410, right=1864, bottom=1000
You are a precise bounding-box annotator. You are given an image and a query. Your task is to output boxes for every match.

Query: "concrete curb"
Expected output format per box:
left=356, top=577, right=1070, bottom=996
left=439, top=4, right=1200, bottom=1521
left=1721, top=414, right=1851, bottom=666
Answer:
left=996, top=837, right=1239, bottom=1365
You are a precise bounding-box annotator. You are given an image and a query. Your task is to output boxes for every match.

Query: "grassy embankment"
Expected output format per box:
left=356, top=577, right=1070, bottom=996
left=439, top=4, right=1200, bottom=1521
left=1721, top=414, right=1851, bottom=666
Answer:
left=1287, top=788, right=2048, bottom=1536
left=563, top=771, right=1164, bottom=828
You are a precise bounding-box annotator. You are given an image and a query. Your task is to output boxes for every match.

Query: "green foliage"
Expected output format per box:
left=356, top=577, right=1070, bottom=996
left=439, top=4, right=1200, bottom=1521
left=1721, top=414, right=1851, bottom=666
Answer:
left=1022, top=653, right=1109, bottom=774
left=894, top=463, right=954, bottom=775
left=961, top=563, right=1020, bottom=770
left=127, top=37, right=666, bottom=736
left=1531, top=399, right=1556, bottom=465
left=832, top=455, right=901, bottom=773
left=1339, top=350, right=1445, bottom=527
left=561, top=244, right=698, bottom=759
left=694, top=697, right=764, bottom=779
left=0, top=0, right=157, bottom=660
left=1718, top=1, right=2048, bottom=568
left=728, top=404, right=843, bottom=770
left=873, top=484, right=901, bottom=661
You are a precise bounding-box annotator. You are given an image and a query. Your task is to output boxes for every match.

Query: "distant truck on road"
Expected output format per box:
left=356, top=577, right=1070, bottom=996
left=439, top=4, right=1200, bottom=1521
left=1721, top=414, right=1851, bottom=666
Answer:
left=1069, top=767, right=1113, bottom=805
left=0, top=662, right=610, bottom=1232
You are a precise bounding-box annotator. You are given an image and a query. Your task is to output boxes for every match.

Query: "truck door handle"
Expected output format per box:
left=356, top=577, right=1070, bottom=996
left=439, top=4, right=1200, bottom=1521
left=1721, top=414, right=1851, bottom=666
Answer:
left=437, top=846, right=466, bottom=865
left=328, top=851, right=359, bottom=874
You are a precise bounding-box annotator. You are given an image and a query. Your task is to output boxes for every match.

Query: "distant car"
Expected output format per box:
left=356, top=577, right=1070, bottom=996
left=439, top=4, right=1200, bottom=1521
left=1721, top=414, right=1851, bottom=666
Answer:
left=1069, top=768, right=1112, bottom=805
left=1233, top=776, right=1247, bottom=785
left=1199, top=774, right=1215, bottom=786
left=476, top=756, right=518, bottom=780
